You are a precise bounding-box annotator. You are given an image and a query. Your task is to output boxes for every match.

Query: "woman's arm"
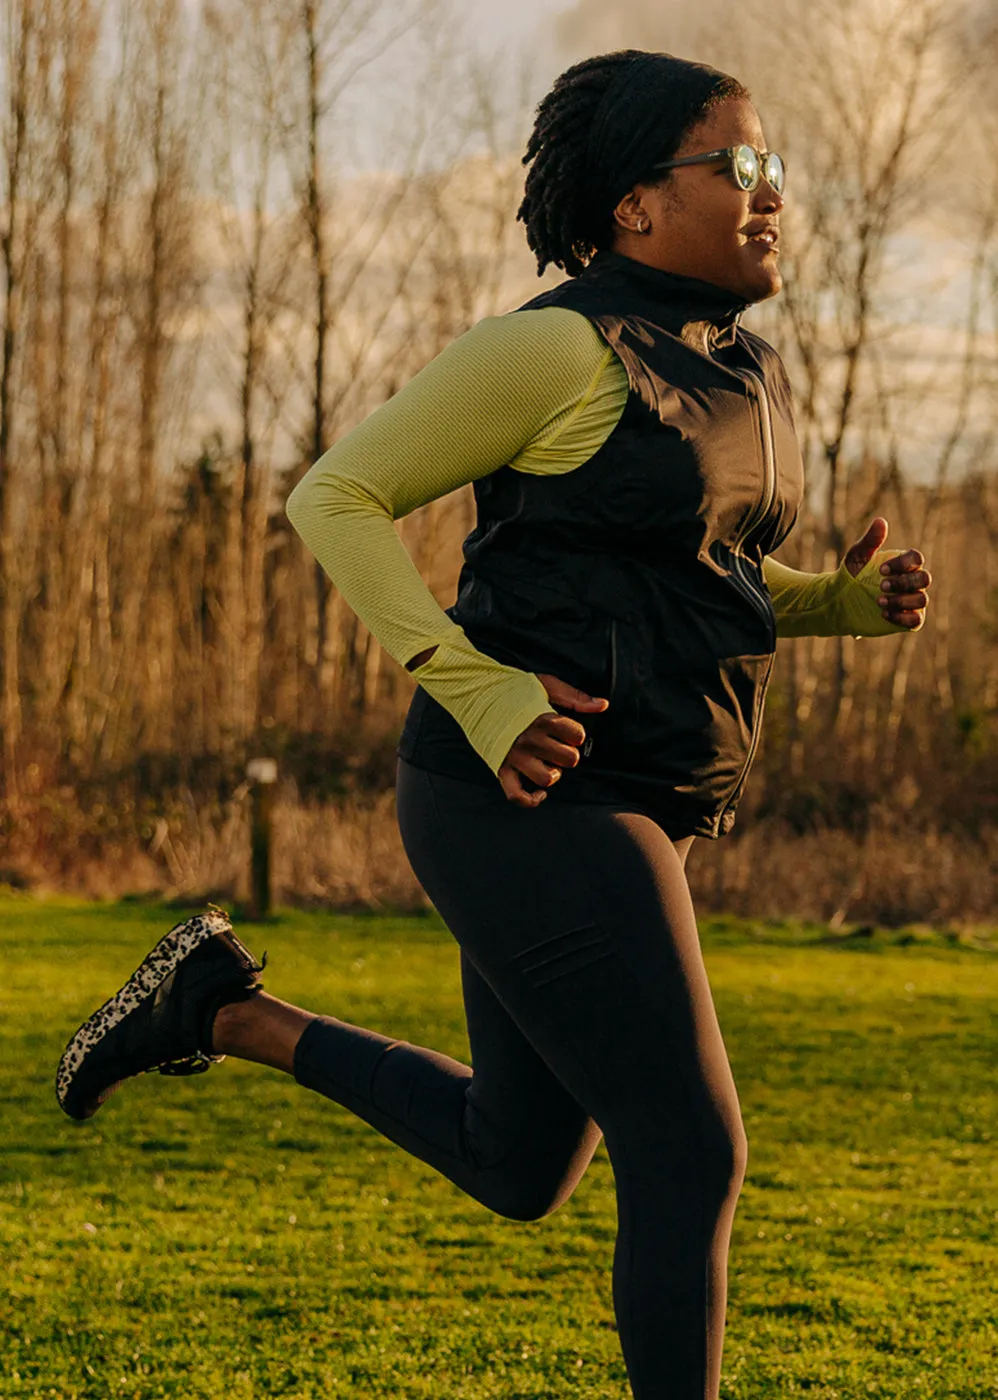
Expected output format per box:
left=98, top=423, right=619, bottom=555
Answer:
left=765, top=516, right=931, bottom=637
left=286, top=307, right=617, bottom=776
left=763, top=553, right=911, bottom=638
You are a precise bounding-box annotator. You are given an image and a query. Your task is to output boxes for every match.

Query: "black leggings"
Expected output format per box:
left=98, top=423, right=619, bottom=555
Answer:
left=293, top=758, right=748, bottom=1400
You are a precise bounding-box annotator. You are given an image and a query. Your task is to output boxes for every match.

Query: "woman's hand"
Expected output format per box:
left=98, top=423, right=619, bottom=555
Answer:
left=843, top=517, right=931, bottom=630
left=498, top=673, right=609, bottom=809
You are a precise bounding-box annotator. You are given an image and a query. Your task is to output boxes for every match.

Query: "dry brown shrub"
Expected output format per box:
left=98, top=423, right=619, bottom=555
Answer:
left=687, top=819, right=998, bottom=927
left=4, top=780, right=998, bottom=930
left=275, top=790, right=427, bottom=912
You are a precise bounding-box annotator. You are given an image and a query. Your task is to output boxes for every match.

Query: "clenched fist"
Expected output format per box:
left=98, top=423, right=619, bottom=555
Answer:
left=843, top=517, right=931, bottom=630
left=498, top=673, right=609, bottom=809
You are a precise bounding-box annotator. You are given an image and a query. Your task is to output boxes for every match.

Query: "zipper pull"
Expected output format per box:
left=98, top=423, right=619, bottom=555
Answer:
left=582, top=736, right=593, bottom=759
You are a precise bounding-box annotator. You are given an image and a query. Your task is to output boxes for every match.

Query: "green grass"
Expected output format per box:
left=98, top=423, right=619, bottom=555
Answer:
left=1, top=896, right=995, bottom=1399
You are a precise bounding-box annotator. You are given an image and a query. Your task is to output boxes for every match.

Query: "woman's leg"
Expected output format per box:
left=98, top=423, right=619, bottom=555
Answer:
left=214, top=773, right=603, bottom=1220
left=220, top=758, right=743, bottom=1399
left=213, top=995, right=311, bottom=1073
left=215, top=973, right=601, bottom=1222
left=388, top=762, right=746, bottom=1400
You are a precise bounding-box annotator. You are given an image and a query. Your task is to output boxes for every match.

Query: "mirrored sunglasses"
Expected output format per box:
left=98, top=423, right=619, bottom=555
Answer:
left=652, top=144, right=786, bottom=195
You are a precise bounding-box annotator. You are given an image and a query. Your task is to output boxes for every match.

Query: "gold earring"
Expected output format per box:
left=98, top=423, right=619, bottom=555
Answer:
left=636, top=217, right=649, bottom=233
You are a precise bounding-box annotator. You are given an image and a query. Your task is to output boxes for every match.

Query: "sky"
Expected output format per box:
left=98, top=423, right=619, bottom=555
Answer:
left=466, top=0, right=567, bottom=50
left=183, top=0, right=991, bottom=479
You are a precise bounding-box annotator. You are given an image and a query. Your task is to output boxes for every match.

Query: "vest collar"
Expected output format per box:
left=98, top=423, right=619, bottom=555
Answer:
left=585, top=250, right=748, bottom=354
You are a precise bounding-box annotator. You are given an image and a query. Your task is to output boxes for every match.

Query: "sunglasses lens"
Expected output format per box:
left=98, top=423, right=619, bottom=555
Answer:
left=764, top=151, right=786, bottom=194
left=732, top=145, right=760, bottom=190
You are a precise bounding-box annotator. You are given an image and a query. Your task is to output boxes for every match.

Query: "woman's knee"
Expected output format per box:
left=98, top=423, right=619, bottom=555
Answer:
left=488, top=1179, right=568, bottom=1223
left=610, top=1111, right=748, bottom=1205
left=728, top=1123, right=749, bottom=1193
left=482, top=1131, right=601, bottom=1222
left=704, top=1117, right=749, bottom=1204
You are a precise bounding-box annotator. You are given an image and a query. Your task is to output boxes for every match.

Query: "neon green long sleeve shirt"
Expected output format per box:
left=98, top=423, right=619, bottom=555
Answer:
left=286, top=307, right=906, bottom=776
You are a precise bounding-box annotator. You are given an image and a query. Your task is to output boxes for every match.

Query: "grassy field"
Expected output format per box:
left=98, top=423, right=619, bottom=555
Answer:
left=0, top=896, right=995, bottom=1399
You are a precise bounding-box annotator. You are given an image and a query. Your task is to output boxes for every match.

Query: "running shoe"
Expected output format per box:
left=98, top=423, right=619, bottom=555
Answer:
left=56, top=907, right=265, bottom=1121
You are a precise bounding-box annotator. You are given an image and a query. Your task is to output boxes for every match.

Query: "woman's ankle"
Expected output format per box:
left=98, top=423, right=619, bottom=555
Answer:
left=211, top=992, right=316, bottom=1073
left=211, top=993, right=264, bottom=1056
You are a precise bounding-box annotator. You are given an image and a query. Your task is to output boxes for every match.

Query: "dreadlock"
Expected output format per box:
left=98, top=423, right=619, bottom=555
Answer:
left=517, top=50, right=748, bottom=277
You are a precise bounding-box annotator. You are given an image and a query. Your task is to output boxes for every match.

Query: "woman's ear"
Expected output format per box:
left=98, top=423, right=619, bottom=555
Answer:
left=613, top=189, right=650, bottom=234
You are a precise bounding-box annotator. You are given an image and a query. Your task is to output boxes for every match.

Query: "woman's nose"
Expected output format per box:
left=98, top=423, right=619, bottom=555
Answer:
left=753, top=180, right=784, bottom=214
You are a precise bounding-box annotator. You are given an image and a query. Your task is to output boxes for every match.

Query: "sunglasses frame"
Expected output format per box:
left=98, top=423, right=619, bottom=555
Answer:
left=651, top=144, right=786, bottom=195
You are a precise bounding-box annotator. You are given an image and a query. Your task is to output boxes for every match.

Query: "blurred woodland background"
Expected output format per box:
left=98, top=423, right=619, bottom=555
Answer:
left=1, top=0, right=997, bottom=922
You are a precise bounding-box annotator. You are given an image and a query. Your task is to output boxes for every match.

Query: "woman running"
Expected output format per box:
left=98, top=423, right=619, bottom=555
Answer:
left=57, top=50, right=931, bottom=1400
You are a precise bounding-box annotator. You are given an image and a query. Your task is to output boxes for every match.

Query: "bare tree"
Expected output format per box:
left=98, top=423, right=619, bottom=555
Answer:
left=202, top=0, right=301, bottom=747
left=0, top=0, right=51, bottom=799
left=101, top=0, right=202, bottom=764
left=283, top=0, right=441, bottom=722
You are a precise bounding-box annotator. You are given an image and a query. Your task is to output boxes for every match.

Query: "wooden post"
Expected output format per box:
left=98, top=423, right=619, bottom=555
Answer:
left=246, top=758, right=278, bottom=919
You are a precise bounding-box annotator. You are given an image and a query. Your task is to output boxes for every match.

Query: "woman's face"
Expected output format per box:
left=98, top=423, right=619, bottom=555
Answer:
left=611, top=97, right=784, bottom=303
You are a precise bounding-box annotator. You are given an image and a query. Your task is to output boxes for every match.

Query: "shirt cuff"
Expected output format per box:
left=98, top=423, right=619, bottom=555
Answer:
left=409, top=634, right=554, bottom=775
left=771, top=551, right=912, bottom=638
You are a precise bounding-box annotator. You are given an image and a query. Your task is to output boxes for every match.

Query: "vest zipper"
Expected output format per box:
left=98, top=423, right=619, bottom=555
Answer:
left=715, top=368, right=780, bottom=832
left=727, top=367, right=778, bottom=636
left=712, top=655, right=774, bottom=836
left=728, top=553, right=771, bottom=627
left=738, top=368, right=778, bottom=539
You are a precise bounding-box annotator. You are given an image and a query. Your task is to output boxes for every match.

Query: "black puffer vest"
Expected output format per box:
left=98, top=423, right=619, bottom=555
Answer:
left=398, top=251, right=805, bottom=838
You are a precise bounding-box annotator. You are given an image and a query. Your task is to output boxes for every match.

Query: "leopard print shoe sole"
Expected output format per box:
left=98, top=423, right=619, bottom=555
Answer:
left=56, top=908, right=265, bottom=1121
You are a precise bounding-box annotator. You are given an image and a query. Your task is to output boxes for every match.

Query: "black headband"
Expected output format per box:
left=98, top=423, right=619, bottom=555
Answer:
left=585, top=52, right=738, bottom=216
